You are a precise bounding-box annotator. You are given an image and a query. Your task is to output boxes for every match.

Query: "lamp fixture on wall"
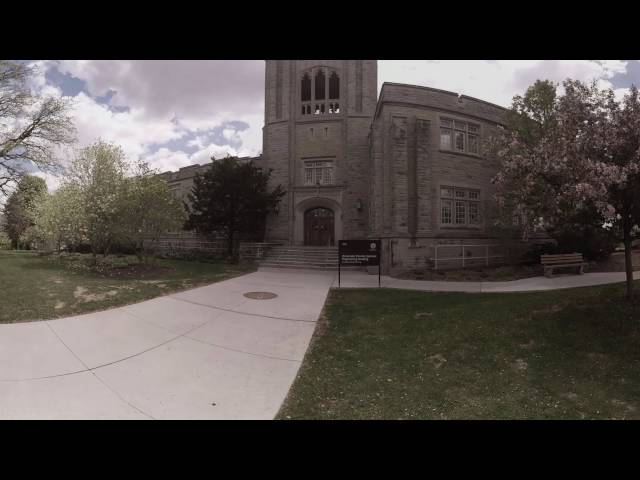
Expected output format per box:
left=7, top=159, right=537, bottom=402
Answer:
left=356, top=199, right=363, bottom=212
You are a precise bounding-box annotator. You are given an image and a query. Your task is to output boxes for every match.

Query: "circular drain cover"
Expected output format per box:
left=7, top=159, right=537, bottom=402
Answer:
left=243, top=291, right=278, bottom=300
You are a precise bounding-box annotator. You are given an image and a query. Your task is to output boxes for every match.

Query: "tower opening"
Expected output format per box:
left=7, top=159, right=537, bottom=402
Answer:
left=315, top=70, right=325, bottom=100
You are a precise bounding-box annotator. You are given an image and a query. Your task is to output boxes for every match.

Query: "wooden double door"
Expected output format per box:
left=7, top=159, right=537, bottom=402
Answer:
left=304, top=207, right=335, bottom=246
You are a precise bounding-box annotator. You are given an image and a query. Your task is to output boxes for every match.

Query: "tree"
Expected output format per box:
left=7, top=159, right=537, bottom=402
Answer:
left=2, top=174, right=47, bottom=249
left=64, top=140, right=129, bottom=260
left=0, top=61, right=75, bottom=197
left=120, top=160, right=187, bottom=263
left=32, top=184, right=86, bottom=253
left=491, top=79, right=640, bottom=299
left=185, top=156, right=285, bottom=260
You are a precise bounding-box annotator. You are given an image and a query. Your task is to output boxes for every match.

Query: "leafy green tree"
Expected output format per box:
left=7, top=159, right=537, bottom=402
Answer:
left=64, top=140, right=129, bottom=259
left=0, top=231, right=10, bottom=249
left=33, top=184, right=86, bottom=252
left=0, top=61, right=75, bottom=197
left=505, top=79, right=558, bottom=147
left=2, top=175, right=47, bottom=249
left=186, top=156, right=285, bottom=261
left=120, top=160, right=187, bottom=263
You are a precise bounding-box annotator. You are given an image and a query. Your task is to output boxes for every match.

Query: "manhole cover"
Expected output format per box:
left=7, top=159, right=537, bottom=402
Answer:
left=243, top=291, right=278, bottom=300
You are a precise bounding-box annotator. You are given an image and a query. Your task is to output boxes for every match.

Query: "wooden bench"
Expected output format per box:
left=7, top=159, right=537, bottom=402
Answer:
left=540, top=253, right=588, bottom=278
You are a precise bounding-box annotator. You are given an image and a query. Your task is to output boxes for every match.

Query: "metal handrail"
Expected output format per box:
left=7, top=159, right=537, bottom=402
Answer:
left=434, top=243, right=526, bottom=269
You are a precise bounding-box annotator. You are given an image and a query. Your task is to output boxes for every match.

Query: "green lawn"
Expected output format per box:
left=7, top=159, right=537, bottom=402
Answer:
left=278, top=282, right=640, bottom=420
left=0, top=250, right=255, bottom=323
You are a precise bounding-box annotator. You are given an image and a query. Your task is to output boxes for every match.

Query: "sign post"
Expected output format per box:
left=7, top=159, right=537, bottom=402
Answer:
left=338, top=239, right=381, bottom=287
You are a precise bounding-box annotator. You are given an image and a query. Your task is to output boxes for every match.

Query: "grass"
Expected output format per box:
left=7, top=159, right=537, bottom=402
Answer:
left=278, top=281, right=640, bottom=420
left=0, top=250, right=255, bottom=324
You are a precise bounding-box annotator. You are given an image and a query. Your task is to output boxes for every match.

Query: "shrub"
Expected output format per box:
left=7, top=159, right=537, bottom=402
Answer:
left=551, top=224, right=617, bottom=261
left=0, top=231, right=11, bottom=250
left=522, top=224, right=617, bottom=264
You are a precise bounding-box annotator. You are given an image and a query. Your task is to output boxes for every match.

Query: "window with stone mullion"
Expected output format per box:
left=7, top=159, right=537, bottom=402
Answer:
left=304, top=161, right=333, bottom=186
left=440, top=118, right=480, bottom=154
left=440, top=186, right=481, bottom=226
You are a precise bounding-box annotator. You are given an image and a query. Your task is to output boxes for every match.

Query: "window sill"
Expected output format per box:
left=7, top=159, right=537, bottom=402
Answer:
left=439, top=225, right=483, bottom=230
left=438, top=149, right=482, bottom=159
left=298, top=113, right=344, bottom=121
left=296, top=184, right=342, bottom=190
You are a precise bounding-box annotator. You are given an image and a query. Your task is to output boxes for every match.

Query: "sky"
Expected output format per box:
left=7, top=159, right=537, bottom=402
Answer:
left=26, top=60, right=639, bottom=191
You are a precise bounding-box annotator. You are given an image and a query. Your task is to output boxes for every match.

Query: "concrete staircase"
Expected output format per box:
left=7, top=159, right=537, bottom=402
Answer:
left=259, top=245, right=340, bottom=270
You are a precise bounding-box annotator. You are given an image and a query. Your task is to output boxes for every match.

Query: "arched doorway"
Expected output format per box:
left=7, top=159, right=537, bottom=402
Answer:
left=304, top=207, right=335, bottom=246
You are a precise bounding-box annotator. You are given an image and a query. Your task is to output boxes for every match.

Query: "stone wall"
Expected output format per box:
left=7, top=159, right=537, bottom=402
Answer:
left=370, top=83, right=527, bottom=274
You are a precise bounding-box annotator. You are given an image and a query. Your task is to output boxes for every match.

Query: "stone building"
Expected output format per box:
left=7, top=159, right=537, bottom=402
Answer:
left=158, top=155, right=264, bottom=205
left=260, top=60, right=528, bottom=273
left=162, top=60, right=531, bottom=273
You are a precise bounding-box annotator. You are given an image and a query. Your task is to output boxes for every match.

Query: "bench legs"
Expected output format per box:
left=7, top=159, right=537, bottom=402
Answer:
left=544, top=265, right=585, bottom=277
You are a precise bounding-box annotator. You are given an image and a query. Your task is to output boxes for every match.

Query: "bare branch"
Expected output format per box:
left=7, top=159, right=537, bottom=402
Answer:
left=0, top=61, right=76, bottom=197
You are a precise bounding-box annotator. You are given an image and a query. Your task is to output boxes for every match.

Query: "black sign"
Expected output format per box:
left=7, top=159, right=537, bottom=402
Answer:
left=338, top=239, right=382, bottom=287
left=338, top=240, right=380, bottom=266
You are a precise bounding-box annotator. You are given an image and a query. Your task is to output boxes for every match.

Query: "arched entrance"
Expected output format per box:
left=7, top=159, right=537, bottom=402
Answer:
left=304, top=207, right=335, bottom=246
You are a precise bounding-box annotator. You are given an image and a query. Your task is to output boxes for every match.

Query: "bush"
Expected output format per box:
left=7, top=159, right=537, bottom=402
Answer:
left=523, top=225, right=617, bottom=264
left=551, top=225, right=617, bottom=261
left=157, top=247, right=232, bottom=263
left=521, top=242, right=557, bottom=265
left=0, top=231, right=11, bottom=250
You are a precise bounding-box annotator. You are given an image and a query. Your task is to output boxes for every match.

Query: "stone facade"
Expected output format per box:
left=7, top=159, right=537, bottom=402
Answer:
left=368, top=83, right=529, bottom=274
left=161, top=61, right=538, bottom=273
left=262, top=60, right=377, bottom=246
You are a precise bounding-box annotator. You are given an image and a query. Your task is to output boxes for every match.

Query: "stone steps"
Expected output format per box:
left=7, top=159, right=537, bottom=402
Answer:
left=259, top=245, right=344, bottom=271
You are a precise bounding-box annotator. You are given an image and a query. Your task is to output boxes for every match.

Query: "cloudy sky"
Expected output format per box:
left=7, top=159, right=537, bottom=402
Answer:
left=28, top=60, right=640, bottom=191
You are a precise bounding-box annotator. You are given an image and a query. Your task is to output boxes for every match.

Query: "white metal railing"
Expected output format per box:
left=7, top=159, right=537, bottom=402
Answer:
left=433, top=243, right=526, bottom=270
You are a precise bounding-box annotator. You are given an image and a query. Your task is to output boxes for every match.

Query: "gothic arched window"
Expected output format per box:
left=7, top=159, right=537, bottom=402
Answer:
left=301, top=73, right=311, bottom=102
left=329, top=71, right=339, bottom=99
left=315, top=70, right=325, bottom=100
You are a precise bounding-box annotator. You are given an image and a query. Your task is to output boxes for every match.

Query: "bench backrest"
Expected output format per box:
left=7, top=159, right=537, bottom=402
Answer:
left=540, top=253, right=584, bottom=265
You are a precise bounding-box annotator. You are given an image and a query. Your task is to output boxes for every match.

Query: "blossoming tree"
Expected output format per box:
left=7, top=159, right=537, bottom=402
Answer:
left=491, top=79, right=640, bottom=298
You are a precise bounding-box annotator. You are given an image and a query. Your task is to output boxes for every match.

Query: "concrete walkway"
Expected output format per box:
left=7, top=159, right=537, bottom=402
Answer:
left=1, top=266, right=637, bottom=420
left=331, top=269, right=640, bottom=293
left=0, top=268, right=335, bottom=420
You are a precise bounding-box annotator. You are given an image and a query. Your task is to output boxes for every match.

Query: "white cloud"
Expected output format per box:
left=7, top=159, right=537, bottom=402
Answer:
left=23, top=60, right=634, bottom=194
left=55, top=60, right=265, bottom=122
left=378, top=60, right=629, bottom=107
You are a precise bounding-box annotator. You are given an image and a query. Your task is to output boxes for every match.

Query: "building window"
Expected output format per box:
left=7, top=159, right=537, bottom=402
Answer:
left=302, top=69, right=340, bottom=116
left=301, top=73, right=311, bottom=102
left=440, top=118, right=480, bottom=155
left=468, top=124, right=479, bottom=154
left=315, top=70, right=325, bottom=100
left=304, top=160, right=333, bottom=186
left=329, top=71, right=339, bottom=99
left=440, top=119, right=452, bottom=150
left=440, top=186, right=481, bottom=227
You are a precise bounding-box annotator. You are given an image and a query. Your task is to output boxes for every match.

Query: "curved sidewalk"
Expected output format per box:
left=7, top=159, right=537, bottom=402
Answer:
left=2, top=267, right=636, bottom=419
left=330, top=269, right=640, bottom=293
left=0, top=268, right=335, bottom=420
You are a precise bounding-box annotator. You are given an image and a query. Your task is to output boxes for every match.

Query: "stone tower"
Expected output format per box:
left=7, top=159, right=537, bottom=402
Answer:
left=262, top=60, right=378, bottom=246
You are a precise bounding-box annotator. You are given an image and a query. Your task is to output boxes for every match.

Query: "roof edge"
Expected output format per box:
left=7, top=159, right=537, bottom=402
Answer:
left=378, top=82, right=510, bottom=113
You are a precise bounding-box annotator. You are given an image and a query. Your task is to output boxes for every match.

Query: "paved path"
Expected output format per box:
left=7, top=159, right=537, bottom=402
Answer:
left=331, top=269, right=640, bottom=293
left=1, top=266, right=636, bottom=419
left=0, top=269, right=335, bottom=420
